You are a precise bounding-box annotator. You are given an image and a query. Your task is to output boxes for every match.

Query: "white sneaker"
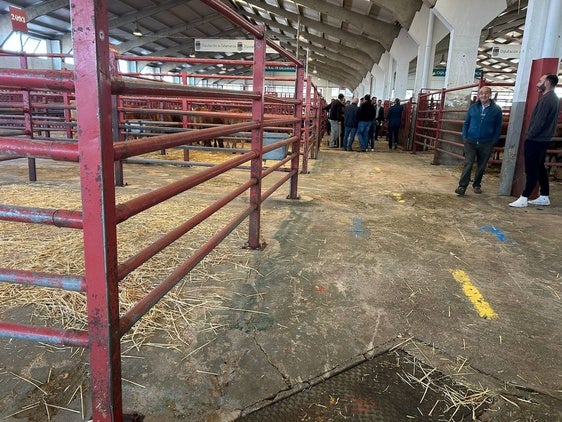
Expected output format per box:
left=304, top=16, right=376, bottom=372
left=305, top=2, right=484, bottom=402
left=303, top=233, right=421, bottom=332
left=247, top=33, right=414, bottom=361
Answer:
left=528, top=195, right=550, bottom=206
left=509, top=196, right=528, bottom=208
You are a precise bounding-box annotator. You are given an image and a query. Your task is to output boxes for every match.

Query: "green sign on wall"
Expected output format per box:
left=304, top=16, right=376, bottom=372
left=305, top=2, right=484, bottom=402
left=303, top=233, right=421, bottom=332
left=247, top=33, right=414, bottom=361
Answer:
left=266, top=66, right=296, bottom=72
left=432, top=68, right=483, bottom=78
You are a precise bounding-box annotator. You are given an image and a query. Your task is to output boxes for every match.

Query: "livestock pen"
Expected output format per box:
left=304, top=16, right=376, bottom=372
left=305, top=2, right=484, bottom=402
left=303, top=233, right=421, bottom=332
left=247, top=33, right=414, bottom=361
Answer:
left=0, top=0, right=318, bottom=419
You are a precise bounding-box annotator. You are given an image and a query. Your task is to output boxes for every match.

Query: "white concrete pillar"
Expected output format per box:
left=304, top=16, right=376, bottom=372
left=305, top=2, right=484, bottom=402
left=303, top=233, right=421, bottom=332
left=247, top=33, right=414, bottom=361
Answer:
left=371, top=65, right=385, bottom=98
left=383, top=52, right=394, bottom=100
left=433, top=0, right=506, bottom=88
left=389, top=28, right=418, bottom=100
left=542, top=0, right=562, bottom=57
left=408, top=4, right=433, bottom=97
left=498, top=0, right=561, bottom=195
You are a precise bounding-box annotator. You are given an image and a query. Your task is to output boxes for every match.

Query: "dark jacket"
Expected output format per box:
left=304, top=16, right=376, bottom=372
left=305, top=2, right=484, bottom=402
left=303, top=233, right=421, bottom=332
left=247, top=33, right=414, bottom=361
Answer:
left=374, top=105, right=385, bottom=123
left=386, top=103, right=404, bottom=128
left=344, top=103, right=359, bottom=128
left=462, top=99, right=503, bottom=143
left=357, top=101, right=376, bottom=122
left=328, top=100, right=345, bottom=121
left=527, top=90, right=560, bottom=142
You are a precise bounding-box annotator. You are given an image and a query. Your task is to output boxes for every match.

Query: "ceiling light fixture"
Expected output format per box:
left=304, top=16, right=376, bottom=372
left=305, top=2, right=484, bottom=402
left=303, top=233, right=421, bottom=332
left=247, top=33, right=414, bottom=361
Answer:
left=313, top=67, right=317, bottom=74
left=484, top=28, right=494, bottom=43
left=133, top=22, right=143, bottom=37
left=439, top=54, right=447, bottom=66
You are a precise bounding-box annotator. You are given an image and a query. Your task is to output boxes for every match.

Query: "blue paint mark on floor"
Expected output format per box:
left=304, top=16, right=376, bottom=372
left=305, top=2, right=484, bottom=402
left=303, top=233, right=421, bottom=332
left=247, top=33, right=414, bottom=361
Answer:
left=349, top=218, right=369, bottom=238
left=480, top=226, right=509, bottom=243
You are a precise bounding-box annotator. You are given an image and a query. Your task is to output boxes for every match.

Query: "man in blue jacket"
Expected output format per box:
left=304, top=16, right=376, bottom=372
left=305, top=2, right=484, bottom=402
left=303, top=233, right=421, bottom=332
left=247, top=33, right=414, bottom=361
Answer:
left=455, top=86, right=503, bottom=196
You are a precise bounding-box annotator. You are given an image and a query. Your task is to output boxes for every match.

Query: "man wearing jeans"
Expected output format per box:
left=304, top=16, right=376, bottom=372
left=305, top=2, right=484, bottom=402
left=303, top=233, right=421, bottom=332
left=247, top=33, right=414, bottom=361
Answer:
left=455, top=86, right=503, bottom=196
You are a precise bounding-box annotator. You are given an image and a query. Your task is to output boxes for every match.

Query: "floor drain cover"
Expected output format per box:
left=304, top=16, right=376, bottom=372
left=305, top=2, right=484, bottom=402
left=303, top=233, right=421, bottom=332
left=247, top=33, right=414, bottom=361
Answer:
left=239, top=349, right=491, bottom=421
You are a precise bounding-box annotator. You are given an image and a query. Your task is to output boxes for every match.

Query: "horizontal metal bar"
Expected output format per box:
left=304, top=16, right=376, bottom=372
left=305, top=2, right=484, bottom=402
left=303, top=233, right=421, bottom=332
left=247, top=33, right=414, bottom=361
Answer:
left=0, top=205, right=83, bottom=228
left=116, top=151, right=256, bottom=223
left=113, top=121, right=259, bottom=160
left=118, top=178, right=256, bottom=280
left=262, top=170, right=296, bottom=201
left=0, top=68, right=75, bottom=91
left=119, top=203, right=256, bottom=336
left=0, top=321, right=89, bottom=348
left=0, top=268, right=85, bottom=291
left=0, top=137, right=79, bottom=161
left=111, top=78, right=261, bottom=100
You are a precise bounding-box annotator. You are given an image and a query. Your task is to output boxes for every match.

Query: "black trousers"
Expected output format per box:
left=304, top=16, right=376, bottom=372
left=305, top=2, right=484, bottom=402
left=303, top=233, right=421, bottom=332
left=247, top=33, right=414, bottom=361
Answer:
left=522, top=139, right=549, bottom=197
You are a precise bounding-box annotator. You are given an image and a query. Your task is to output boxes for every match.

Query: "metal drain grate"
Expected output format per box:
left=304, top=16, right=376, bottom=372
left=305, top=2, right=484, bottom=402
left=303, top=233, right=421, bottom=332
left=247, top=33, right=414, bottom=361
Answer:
left=238, top=349, right=491, bottom=421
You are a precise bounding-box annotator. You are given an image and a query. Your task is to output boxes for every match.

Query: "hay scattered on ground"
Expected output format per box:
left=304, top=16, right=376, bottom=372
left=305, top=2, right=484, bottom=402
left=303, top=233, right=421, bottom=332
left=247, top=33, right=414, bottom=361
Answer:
left=0, top=180, right=256, bottom=355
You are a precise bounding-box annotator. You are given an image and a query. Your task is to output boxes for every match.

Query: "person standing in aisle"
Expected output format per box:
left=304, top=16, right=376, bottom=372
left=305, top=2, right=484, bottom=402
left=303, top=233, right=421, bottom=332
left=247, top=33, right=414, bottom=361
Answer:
left=374, top=99, right=385, bottom=144
left=454, top=86, right=503, bottom=196
left=509, top=74, right=560, bottom=207
left=343, top=97, right=359, bottom=151
left=368, top=96, right=378, bottom=151
left=356, top=95, right=376, bottom=152
left=386, top=98, right=404, bottom=150
left=328, top=93, right=345, bottom=148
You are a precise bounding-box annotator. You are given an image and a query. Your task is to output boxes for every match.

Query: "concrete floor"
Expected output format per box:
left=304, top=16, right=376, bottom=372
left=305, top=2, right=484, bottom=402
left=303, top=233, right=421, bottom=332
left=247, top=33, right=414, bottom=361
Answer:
left=0, top=141, right=561, bottom=421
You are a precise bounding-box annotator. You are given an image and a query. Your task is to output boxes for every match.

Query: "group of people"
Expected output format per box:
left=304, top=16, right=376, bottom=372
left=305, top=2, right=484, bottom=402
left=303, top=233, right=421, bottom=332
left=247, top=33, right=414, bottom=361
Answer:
left=455, top=73, right=559, bottom=208
left=325, top=95, right=404, bottom=152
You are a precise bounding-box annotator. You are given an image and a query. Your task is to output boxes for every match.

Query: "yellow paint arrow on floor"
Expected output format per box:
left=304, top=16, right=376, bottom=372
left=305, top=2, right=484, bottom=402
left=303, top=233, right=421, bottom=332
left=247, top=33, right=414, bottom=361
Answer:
left=452, top=269, right=498, bottom=319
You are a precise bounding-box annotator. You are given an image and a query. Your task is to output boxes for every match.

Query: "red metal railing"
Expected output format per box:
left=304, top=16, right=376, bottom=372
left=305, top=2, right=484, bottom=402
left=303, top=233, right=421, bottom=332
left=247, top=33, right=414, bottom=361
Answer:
left=0, top=0, right=315, bottom=420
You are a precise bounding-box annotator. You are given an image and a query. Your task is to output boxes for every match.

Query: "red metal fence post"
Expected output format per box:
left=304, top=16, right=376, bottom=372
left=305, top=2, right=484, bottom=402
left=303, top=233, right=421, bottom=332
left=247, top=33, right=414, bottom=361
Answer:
left=432, top=88, right=447, bottom=165
left=289, top=66, right=304, bottom=198
left=247, top=25, right=266, bottom=249
left=71, top=0, right=123, bottom=419
left=301, top=75, right=312, bottom=174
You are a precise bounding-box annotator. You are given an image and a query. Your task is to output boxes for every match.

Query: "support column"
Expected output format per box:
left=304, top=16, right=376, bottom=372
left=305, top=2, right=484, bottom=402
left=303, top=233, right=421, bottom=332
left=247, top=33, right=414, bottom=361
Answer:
left=371, top=65, right=385, bottom=98
left=389, top=28, right=418, bottom=100
left=499, top=0, right=561, bottom=195
left=409, top=4, right=434, bottom=96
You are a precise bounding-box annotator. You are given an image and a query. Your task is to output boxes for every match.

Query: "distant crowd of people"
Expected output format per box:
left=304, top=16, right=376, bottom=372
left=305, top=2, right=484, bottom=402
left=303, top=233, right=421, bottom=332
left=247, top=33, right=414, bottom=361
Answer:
left=324, top=94, right=403, bottom=152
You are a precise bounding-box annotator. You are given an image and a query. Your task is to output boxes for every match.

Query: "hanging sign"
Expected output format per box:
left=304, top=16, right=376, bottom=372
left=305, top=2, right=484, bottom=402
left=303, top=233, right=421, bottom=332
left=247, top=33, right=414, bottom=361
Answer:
left=432, top=68, right=446, bottom=77
left=432, top=68, right=484, bottom=78
left=9, top=6, right=28, bottom=32
left=491, top=44, right=521, bottom=59
left=194, top=38, right=278, bottom=54
left=265, top=66, right=295, bottom=72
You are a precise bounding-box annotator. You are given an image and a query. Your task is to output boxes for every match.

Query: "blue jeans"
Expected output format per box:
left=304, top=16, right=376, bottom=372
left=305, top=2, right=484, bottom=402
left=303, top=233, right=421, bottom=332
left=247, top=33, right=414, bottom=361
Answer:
left=357, top=121, right=372, bottom=151
left=368, top=120, right=376, bottom=149
left=458, top=139, right=495, bottom=188
left=343, top=126, right=357, bottom=150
